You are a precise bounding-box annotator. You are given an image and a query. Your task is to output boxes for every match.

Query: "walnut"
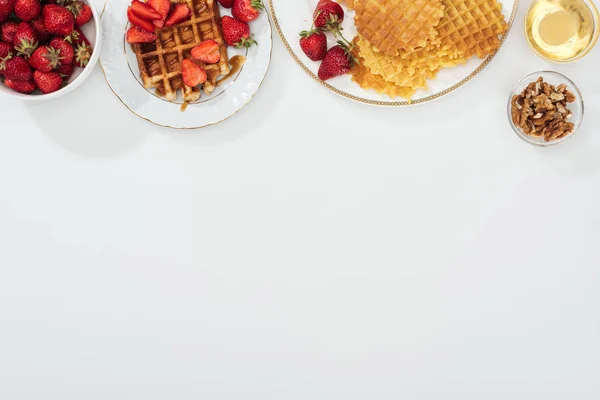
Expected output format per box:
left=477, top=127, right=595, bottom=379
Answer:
left=511, top=77, right=576, bottom=142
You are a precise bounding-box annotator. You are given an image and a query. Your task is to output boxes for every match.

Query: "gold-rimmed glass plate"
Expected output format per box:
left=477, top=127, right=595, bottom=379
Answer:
left=100, top=0, right=272, bottom=129
left=268, top=0, right=519, bottom=106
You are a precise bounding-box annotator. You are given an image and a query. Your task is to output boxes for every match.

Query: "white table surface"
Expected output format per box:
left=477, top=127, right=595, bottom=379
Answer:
left=1, top=0, right=599, bottom=398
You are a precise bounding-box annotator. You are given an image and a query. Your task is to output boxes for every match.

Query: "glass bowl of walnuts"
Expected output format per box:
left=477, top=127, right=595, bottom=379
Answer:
left=508, top=71, right=584, bottom=146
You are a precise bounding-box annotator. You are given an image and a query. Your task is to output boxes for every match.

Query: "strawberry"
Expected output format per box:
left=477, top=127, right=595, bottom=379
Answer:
left=29, top=45, right=62, bottom=71
left=0, top=55, right=32, bottom=81
left=73, top=40, right=89, bottom=67
left=127, top=6, right=155, bottom=33
left=64, top=26, right=88, bottom=46
left=313, top=1, right=343, bottom=31
left=1, top=21, right=18, bottom=43
left=49, top=36, right=72, bottom=64
left=66, top=1, right=91, bottom=27
left=4, top=78, right=36, bottom=93
left=191, top=39, right=220, bottom=63
left=217, top=0, right=233, bottom=8
left=130, top=0, right=161, bottom=21
left=231, top=0, right=263, bottom=23
left=148, top=0, right=169, bottom=21
left=42, top=4, right=75, bottom=36
left=126, top=25, right=156, bottom=43
left=221, top=16, right=256, bottom=48
left=0, top=0, right=16, bottom=23
left=55, top=59, right=72, bottom=79
left=33, top=69, right=61, bottom=93
left=14, top=0, right=41, bottom=22
left=318, top=43, right=352, bottom=81
left=181, top=58, right=206, bottom=87
left=165, top=3, right=190, bottom=27
left=299, top=28, right=327, bottom=61
left=0, top=40, right=12, bottom=59
left=31, top=17, right=49, bottom=42
left=13, top=22, right=38, bottom=58
left=153, top=19, right=164, bottom=29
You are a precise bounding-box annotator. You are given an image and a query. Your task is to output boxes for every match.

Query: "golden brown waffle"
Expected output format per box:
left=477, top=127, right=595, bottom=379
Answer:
left=350, top=38, right=430, bottom=100
left=354, top=0, right=444, bottom=55
left=130, top=0, right=230, bottom=102
left=339, top=0, right=355, bottom=9
left=436, top=0, right=508, bottom=59
left=357, top=35, right=465, bottom=87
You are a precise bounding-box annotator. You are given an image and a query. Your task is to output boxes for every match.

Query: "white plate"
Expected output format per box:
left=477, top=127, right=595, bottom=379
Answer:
left=269, top=0, right=518, bottom=106
left=100, top=0, right=272, bottom=129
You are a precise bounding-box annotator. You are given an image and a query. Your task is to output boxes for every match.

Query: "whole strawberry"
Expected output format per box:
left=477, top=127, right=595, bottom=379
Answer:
left=31, top=16, right=49, bottom=42
left=55, top=60, right=72, bottom=79
left=0, top=0, right=16, bottom=23
left=313, top=0, right=344, bottom=31
left=15, top=0, right=41, bottom=22
left=0, top=55, right=33, bottom=81
left=1, top=21, right=18, bottom=43
left=66, top=1, right=91, bottom=27
left=49, top=37, right=73, bottom=64
left=4, top=78, right=36, bottom=93
left=318, top=43, right=352, bottom=81
left=231, top=0, right=263, bottom=22
left=221, top=15, right=256, bottom=48
left=33, top=69, right=62, bottom=93
left=217, top=0, right=233, bottom=8
left=42, top=4, right=74, bottom=36
left=299, top=28, right=327, bottom=61
left=13, top=22, right=38, bottom=58
left=29, top=45, right=62, bottom=72
left=73, top=40, right=89, bottom=67
left=0, top=40, right=12, bottom=59
left=65, top=26, right=89, bottom=46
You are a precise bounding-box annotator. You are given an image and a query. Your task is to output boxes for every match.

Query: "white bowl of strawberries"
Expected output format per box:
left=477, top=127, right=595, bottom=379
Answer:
left=0, top=0, right=101, bottom=100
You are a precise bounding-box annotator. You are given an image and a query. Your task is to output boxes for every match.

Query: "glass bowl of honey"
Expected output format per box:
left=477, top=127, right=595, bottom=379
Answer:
left=525, top=0, right=600, bottom=63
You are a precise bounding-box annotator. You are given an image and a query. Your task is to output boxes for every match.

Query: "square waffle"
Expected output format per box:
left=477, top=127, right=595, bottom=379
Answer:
left=354, top=0, right=445, bottom=55
left=357, top=35, right=466, bottom=87
left=130, top=0, right=231, bottom=102
left=436, top=0, right=508, bottom=59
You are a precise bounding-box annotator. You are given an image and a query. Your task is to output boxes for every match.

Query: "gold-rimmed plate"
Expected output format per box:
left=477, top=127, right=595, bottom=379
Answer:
left=100, top=0, right=272, bottom=129
left=268, top=0, right=518, bottom=106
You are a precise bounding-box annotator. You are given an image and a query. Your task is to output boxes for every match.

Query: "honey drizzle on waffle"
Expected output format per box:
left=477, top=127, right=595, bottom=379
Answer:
left=131, top=0, right=231, bottom=102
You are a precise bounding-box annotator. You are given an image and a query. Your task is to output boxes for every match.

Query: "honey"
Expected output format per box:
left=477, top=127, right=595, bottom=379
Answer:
left=526, top=0, right=598, bottom=62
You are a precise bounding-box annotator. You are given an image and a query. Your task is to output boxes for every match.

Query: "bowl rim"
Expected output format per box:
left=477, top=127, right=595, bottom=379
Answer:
left=507, top=70, right=585, bottom=147
left=524, top=0, right=600, bottom=64
left=0, top=0, right=102, bottom=101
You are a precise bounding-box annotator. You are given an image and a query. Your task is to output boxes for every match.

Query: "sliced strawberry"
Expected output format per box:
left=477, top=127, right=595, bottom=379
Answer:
left=127, top=6, right=155, bottom=33
left=191, top=39, right=220, bottom=64
left=165, top=3, right=190, bottom=27
left=126, top=25, right=156, bottom=44
left=131, top=0, right=161, bottom=21
left=148, top=0, right=169, bottom=20
left=153, top=19, right=164, bottom=29
left=181, top=58, right=207, bottom=87
left=217, top=0, right=233, bottom=8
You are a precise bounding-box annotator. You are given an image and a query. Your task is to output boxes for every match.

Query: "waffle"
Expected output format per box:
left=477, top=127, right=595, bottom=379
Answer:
left=130, top=0, right=230, bottom=102
left=350, top=38, right=430, bottom=100
left=358, top=35, right=465, bottom=87
left=354, top=0, right=444, bottom=55
left=436, top=0, right=508, bottom=59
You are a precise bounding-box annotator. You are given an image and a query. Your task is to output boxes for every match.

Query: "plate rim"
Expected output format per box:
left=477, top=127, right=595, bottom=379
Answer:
left=268, top=0, right=520, bottom=107
left=98, top=1, right=274, bottom=130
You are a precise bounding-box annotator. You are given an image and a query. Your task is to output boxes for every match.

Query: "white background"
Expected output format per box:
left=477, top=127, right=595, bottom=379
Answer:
left=1, top=0, right=599, bottom=398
